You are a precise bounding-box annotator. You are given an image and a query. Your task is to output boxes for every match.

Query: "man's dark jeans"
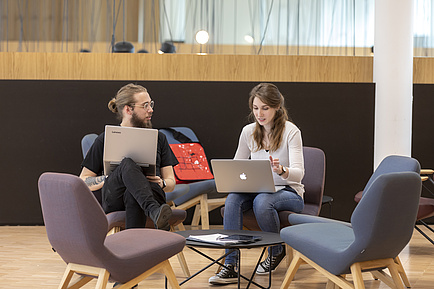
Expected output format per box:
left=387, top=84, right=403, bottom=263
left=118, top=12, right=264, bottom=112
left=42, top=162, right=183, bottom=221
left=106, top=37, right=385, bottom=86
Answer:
left=102, top=158, right=166, bottom=228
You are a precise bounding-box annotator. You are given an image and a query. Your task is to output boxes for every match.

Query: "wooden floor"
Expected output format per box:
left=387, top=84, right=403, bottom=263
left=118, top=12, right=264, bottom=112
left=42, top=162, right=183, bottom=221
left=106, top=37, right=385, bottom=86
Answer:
left=1, top=225, right=434, bottom=289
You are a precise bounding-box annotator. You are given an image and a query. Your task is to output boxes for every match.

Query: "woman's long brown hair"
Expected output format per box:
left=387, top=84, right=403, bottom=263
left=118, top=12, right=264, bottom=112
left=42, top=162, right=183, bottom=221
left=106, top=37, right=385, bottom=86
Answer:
left=248, top=83, right=290, bottom=152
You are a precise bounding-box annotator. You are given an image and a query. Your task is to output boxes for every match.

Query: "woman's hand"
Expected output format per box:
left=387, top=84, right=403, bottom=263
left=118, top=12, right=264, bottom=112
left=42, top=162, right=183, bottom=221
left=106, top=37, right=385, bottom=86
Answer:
left=269, top=156, right=281, bottom=174
left=270, top=155, right=287, bottom=177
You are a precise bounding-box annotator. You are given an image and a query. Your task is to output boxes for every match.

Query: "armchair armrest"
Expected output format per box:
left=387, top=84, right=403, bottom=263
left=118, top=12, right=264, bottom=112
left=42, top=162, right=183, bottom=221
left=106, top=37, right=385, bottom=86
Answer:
left=166, top=184, right=190, bottom=204
left=421, top=169, right=434, bottom=175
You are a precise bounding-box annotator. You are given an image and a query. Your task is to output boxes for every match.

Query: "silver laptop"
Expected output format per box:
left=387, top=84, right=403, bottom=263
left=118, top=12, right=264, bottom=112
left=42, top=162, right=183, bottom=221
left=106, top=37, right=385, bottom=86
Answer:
left=103, top=125, right=158, bottom=176
left=211, top=159, right=277, bottom=193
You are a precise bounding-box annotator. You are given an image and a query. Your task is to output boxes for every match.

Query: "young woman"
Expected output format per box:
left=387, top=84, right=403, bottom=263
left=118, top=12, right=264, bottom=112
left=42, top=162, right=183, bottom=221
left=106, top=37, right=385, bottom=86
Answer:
left=209, top=83, right=305, bottom=285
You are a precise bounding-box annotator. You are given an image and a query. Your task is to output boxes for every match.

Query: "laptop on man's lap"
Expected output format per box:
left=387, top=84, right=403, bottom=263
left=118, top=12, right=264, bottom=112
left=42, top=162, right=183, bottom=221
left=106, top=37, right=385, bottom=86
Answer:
left=103, top=125, right=158, bottom=176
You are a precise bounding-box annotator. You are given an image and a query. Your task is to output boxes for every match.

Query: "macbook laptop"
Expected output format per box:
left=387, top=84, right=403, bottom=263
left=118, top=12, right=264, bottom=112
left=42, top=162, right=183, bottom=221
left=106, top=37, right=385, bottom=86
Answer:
left=211, top=159, right=277, bottom=193
left=103, top=125, right=158, bottom=176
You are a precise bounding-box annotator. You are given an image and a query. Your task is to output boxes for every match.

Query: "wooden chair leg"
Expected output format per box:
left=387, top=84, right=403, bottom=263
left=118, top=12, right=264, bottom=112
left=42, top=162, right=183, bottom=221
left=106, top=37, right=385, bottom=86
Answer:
left=395, top=256, right=411, bottom=288
left=175, top=222, right=186, bottom=231
left=326, top=276, right=345, bottom=289
left=58, top=264, right=75, bottom=289
left=191, top=204, right=201, bottom=228
left=285, top=244, right=293, bottom=267
left=60, top=263, right=106, bottom=289
left=191, top=195, right=210, bottom=229
left=199, top=194, right=209, bottom=229
left=350, top=263, right=365, bottom=289
left=293, top=252, right=352, bottom=289
left=94, top=268, right=110, bottom=289
left=161, top=260, right=181, bottom=289
left=168, top=225, right=190, bottom=277
left=326, top=280, right=339, bottom=289
left=107, top=226, right=122, bottom=236
left=280, top=251, right=304, bottom=289
left=370, top=258, right=409, bottom=289
left=176, top=250, right=191, bottom=277
left=371, top=269, right=395, bottom=288
left=387, top=259, right=406, bottom=289
left=114, top=260, right=180, bottom=289
left=63, top=276, right=93, bottom=289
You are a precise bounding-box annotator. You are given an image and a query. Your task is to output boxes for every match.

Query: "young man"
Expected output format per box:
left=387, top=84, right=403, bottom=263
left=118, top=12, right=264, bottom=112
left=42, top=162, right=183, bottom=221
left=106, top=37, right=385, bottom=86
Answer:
left=79, top=83, right=178, bottom=230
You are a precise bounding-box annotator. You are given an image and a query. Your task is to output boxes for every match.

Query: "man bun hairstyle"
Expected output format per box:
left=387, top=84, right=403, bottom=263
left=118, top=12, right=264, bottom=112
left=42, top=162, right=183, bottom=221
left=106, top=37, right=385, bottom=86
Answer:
left=108, top=98, right=118, bottom=113
left=107, top=83, right=148, bottom=120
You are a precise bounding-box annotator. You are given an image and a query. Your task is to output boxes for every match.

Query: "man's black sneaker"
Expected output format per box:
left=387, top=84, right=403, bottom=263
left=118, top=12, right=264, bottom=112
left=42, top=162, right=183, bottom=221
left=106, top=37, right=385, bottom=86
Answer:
left=256, top=248, right=286, bottom=274
left=150, top=204, right=172, bottom=230
left=208, top=264, right=238, bottom=285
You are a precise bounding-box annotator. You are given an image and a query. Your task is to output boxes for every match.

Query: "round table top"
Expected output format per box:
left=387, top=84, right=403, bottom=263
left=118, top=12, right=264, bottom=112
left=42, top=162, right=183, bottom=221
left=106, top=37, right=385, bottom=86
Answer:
left=175, top=229, right=284, bottom=249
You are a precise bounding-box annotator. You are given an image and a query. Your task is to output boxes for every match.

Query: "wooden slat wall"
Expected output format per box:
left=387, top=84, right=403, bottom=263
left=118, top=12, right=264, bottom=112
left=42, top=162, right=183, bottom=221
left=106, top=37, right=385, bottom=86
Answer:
left=414, top=58, right=434, bottom=84
left=2, top=52, right=434, bottom=83
left=0, top=52, right=373, bottom=82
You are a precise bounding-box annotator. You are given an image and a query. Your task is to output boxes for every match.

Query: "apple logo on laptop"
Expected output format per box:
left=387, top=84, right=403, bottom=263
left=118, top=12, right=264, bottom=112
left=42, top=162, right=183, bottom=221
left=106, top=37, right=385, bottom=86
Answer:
left=239, top=173, right=247, bottom=180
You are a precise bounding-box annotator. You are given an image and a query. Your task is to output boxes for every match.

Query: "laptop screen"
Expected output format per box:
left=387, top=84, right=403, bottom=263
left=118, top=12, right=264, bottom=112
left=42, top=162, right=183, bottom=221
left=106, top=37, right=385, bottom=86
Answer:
left=103, top=125, right=158, bottom=176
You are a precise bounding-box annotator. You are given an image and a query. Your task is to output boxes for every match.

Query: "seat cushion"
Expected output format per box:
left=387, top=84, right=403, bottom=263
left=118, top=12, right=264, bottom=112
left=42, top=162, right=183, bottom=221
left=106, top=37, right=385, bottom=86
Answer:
left=280, top=223, right=356, bottom=275
left=173, top=179, right=217, bottom=206
left=166, top=184, right=190, bottom=203
left=107, top=211, right=127, bottom=231
left=103, top=229, right=186, bottom=283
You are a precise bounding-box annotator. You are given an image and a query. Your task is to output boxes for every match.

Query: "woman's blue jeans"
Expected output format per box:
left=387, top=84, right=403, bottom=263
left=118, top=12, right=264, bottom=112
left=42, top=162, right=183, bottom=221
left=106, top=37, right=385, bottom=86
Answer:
left=223, top=187, right=304, bottom=265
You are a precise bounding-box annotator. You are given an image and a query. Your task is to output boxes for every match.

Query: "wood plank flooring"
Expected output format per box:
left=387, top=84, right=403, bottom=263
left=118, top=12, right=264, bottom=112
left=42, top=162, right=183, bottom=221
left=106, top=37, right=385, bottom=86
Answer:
left=0, top=225, right=433, bottom=289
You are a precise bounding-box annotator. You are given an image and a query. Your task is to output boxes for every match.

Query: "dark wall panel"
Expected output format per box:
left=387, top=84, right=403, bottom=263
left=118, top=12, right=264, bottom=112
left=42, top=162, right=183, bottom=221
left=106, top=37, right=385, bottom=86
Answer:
left=412, top=84, right=434, bottom=223
left=0, top=80, right=375, bottom=225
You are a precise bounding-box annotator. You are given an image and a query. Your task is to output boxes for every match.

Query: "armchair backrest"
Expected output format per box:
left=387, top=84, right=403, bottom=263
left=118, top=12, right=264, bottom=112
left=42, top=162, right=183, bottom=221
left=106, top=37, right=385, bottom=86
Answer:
left=300, top=147, right=326, bottom=215
left=350, top=171, right=421, bottom=263
left=38, top=172, right=109, bottom=268
left=80, top=133, right=102, bottom=203
left=363, top=155, right=421, bottom=193
left=81, top=133, right=98, bottom=158
left=159, top=127, right=199, bottom=144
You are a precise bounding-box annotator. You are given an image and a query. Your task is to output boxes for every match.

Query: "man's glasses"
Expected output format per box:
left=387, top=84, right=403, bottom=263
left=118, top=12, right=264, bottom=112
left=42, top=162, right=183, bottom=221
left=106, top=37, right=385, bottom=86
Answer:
left=132, top=100, right=154, bottom=110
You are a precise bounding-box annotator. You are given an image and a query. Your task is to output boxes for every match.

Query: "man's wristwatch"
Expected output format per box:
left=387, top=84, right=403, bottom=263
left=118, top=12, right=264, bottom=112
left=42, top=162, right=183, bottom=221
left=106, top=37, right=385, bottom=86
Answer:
left=161, top=178, right=167, bottom=189
left=278, top=165, right=286, bottom=176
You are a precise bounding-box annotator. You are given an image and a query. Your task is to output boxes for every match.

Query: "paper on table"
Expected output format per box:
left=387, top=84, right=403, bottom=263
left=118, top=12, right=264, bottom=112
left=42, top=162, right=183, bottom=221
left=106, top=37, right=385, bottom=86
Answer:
left=186, top=233, right=242, bottom=245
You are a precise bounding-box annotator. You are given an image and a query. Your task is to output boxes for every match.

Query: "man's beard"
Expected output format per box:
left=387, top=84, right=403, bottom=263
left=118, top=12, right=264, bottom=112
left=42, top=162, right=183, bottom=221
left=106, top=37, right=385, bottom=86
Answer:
left=131, top=111, right=152, bottom=128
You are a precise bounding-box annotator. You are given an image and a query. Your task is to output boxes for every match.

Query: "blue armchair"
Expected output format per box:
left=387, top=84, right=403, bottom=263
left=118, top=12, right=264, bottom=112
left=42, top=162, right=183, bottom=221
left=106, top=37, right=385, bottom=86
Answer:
left=280, top=169, right=421, bottom=289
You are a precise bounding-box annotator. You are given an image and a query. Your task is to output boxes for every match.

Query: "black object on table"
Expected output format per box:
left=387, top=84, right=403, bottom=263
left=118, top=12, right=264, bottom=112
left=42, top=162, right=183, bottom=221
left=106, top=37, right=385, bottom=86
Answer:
left=174, top=229, right=284, bottom=289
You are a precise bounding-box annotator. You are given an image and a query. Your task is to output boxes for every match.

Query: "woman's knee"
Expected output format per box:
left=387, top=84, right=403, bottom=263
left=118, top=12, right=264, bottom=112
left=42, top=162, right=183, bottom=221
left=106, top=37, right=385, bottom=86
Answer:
left=253, top=194, right=273, bottom=209
left=225, top=193, right=243, bottom=205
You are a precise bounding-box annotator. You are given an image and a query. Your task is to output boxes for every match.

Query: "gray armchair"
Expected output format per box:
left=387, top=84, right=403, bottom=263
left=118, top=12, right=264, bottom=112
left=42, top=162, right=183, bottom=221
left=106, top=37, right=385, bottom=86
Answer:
left=354, top=155, right=434, bottom=245
left=81, top=133, right=191, bottom=277
left=280, top=170, right=422, bottom=289
left=38, top=172, right=185, bottom=289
